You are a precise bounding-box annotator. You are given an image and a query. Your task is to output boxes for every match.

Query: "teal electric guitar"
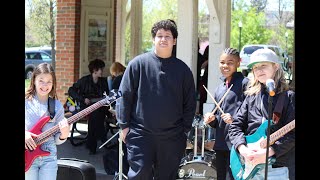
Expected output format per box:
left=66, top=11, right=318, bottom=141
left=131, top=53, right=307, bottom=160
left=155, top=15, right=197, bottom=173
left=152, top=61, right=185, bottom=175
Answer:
left=230, top=119, right=295, bottom=180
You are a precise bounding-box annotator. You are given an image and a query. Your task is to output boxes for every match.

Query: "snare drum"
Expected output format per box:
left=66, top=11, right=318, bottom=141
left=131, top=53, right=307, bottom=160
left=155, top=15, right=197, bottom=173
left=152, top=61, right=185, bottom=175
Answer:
left=186, top=115, right=216, bottom=151
left=186, top=115, right=202, bottom=150
left=177, top=152, right=217, bottom=180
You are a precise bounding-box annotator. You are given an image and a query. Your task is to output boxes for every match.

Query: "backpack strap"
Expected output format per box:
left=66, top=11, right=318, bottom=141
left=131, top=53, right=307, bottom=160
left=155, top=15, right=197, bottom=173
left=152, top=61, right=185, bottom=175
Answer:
left=48, top=97, right=55, bottom=119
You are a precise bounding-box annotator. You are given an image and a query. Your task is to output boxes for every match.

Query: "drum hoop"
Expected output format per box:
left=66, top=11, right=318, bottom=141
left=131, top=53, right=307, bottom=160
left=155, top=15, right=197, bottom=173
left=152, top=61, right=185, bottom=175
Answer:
left=183, top=160, right=211, bottom=165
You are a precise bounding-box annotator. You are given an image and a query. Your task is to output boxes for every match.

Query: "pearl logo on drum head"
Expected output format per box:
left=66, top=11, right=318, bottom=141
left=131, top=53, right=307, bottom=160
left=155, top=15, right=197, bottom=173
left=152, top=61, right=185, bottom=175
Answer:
left=178, top=169, right=185, bottom=178
left=178, top=115, right=217, bottom=179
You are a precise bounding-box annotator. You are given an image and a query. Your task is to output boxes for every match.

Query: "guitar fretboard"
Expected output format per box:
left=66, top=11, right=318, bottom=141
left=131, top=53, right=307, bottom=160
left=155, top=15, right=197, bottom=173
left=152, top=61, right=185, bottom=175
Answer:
left=34, top=93, right=120, bottom=145
left=260, top=119, right=295, bottom=148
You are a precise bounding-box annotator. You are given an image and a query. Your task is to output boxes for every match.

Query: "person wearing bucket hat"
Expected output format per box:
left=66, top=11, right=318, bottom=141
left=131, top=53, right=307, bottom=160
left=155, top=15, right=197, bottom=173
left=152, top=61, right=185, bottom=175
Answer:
left=247, top=48, right=281, bottom=69
left=229, top=48, right=295, bottom=179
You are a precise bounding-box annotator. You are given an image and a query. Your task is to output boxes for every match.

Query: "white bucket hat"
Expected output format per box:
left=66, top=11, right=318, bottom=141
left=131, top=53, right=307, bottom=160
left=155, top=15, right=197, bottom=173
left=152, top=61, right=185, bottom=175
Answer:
left=247, top=48, right=280, bottom=69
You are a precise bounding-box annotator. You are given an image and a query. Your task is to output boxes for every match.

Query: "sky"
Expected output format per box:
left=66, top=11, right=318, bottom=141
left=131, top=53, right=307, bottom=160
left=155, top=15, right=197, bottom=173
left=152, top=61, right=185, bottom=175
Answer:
left=266, top=0, right=294, bottom=11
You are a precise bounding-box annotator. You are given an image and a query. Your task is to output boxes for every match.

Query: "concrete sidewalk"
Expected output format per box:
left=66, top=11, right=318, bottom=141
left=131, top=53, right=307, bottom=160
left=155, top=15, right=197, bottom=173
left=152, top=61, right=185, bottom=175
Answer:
left=57, top=122, right=120, bottom=180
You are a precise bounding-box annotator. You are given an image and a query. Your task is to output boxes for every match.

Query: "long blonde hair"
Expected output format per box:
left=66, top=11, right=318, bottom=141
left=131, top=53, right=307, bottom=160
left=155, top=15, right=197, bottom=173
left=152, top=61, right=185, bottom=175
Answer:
left=245, top=63, right=289, bottom=96
left=25, top=63, right=58, bottom=100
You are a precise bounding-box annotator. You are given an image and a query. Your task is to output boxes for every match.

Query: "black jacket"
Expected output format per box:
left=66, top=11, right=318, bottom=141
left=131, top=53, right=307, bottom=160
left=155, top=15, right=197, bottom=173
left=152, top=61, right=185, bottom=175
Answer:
left=229, top=87, right=295, bottom=179
left=68, top=74, right=109, bottom=110
left=112, top=74, right=123, bottom=90
left=208, top=72, right=249, bottom=150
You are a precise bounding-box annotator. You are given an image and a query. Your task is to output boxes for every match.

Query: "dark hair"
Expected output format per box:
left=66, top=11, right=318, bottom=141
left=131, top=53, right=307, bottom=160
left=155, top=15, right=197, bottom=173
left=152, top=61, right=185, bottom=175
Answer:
left=223, top=48, right=240, bottom=57
left=88, top=59, right=105, bottom=74
left=203, top=45, right=209, bottom=60
left=25, top=63, right=57, bottom=100
left=151, top=19, right=178, bottom=39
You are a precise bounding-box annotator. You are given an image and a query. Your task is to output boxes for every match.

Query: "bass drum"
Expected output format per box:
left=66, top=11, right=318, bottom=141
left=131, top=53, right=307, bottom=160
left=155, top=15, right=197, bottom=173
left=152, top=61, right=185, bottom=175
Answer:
left=176, top=152, right=217, bottom=180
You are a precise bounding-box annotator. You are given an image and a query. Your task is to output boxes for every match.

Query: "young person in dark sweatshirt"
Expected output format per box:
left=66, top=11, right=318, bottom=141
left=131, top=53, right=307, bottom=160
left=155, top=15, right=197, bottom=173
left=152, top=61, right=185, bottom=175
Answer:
left=203, top=48, right=249, bottom=180
left=116, top=19, right=196, bottom=180
left=68, top=59, right=109, bottom=155
left=228, top=49, right=295, bottom=180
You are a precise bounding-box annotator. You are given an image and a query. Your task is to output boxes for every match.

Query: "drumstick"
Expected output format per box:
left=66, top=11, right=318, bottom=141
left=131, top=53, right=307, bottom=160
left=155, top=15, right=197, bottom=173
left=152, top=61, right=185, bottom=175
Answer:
left=205, top=84, right=233, bottom=115
left=202, top=85, right=224, bottom=114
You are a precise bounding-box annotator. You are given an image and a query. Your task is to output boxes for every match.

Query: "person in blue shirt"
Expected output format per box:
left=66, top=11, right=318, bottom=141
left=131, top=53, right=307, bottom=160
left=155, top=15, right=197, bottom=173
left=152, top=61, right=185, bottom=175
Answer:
left=25, top=63, right=70, bottom=180
left=116, top=19, right=196, bottom=180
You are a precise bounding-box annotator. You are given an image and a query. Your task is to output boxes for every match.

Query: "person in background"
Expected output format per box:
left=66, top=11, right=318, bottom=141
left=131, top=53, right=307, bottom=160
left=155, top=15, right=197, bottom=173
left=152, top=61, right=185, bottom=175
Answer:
left=229, top=48, right=295, bottom=180
left=203, top=48, right=249, bottom=180
left=167, top=19, right=177, bottom=57
left=109, top=61, right=126, bottom=90
left=198, top=45, right=209, bottom=115
left=25, top=63, right=70, bottom=180
left=108, top=61, right=126, bottom=124
left=68, top=59, right=110, bottom=155
left=116, top=19, right=196, bottom=180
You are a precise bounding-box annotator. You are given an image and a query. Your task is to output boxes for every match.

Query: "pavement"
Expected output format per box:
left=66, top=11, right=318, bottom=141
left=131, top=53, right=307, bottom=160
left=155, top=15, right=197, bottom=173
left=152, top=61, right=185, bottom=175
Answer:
left=57, top=118, right=218, bottom=180
left=57, top=121, right=120, bottom=180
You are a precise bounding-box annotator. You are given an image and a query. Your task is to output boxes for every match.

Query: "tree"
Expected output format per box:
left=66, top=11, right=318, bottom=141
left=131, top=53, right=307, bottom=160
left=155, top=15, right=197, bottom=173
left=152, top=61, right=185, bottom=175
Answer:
left=198, top=6, right=209, bottom=45
left=121, top=0, right=179, bottom=63
left=141, top=0, right=177, bottom=53
left=231, top=6, right=273, bottom=50
left=26, top=0, right=56, bottom=68
left=273, top=0, right=294, bottom=24
left=250, top=0, right=267, bottom=13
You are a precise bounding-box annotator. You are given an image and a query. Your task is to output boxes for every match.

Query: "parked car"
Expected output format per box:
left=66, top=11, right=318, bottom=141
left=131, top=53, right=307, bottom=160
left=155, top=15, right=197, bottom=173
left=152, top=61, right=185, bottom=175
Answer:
left=26, top=46, right=53, bottom=56
left=240, top=44, right=289, bottom=70
left=25, top=49, right=52, bottom=79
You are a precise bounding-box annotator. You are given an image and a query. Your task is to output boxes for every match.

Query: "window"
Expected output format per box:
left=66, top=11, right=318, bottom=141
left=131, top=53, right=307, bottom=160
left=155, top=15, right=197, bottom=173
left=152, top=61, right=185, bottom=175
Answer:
left=40, top=52, right=51, bottom=61
left=25, top=52, right=41, bottom=60
left=243, top=46, right=263, bottom=55
left=268, top=47, right=281, bottom=57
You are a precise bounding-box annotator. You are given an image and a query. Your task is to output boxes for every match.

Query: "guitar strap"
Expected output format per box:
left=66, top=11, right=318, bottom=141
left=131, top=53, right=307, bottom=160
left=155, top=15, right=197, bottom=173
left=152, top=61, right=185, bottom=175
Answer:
left=260, top=91, right=287, bottom=125
left=48, top=97, right=55, bottom=119
left=272, top=91, right=287, bottom=124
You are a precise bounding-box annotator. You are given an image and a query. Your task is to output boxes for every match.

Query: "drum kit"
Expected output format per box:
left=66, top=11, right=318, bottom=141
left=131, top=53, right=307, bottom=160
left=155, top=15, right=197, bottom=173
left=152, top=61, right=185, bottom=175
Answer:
left=177, top=114, right=217, bottom=180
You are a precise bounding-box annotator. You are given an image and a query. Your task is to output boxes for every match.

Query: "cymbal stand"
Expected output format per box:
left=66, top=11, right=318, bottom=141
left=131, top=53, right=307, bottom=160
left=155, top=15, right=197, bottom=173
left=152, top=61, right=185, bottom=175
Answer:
left=199, top=122, right=205, bottom=159
left=193, top=120, right=199, bottom=160
left=113, top=128, right=128, bottom=180
left=99, top=130, right=119, bottom=149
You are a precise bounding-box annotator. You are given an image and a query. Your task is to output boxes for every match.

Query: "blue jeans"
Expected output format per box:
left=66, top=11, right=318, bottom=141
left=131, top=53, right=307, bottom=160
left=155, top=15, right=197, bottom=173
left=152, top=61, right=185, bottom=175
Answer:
left=25, top=154, right=58, bottom=180
left=251, top=165, right=289, bottom=180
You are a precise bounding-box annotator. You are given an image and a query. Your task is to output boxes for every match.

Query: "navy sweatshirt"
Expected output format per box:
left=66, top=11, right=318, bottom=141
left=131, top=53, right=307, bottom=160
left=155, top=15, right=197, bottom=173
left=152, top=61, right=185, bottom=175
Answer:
left=116, top=51, right=196, bottom=136
left=208, top=72, right=249, bottom=150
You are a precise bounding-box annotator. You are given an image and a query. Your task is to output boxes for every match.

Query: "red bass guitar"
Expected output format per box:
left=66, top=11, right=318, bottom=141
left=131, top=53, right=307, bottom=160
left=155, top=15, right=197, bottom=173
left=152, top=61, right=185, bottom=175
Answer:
left=25, top=90, right=122, bottom=172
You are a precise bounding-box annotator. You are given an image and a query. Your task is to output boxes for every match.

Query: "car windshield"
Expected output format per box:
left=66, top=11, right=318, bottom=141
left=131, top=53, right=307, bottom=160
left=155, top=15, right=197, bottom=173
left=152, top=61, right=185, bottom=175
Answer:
left=243, top=46, right=264, bottom=55
left=43, top=50, right=52, bottom=56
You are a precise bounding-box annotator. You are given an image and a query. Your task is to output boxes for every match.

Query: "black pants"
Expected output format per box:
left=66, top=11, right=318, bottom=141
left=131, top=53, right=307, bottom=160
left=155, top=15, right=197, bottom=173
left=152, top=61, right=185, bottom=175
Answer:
left=215, top=149, right=234, bottom=180
left=125, top=129, right=186, bottom=180
left=86, top=107, right=107, bottom=153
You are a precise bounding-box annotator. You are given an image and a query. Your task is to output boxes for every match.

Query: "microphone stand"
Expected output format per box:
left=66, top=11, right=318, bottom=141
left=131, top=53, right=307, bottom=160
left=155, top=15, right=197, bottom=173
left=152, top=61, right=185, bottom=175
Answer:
left=264, top=94, right=273, bottom=180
